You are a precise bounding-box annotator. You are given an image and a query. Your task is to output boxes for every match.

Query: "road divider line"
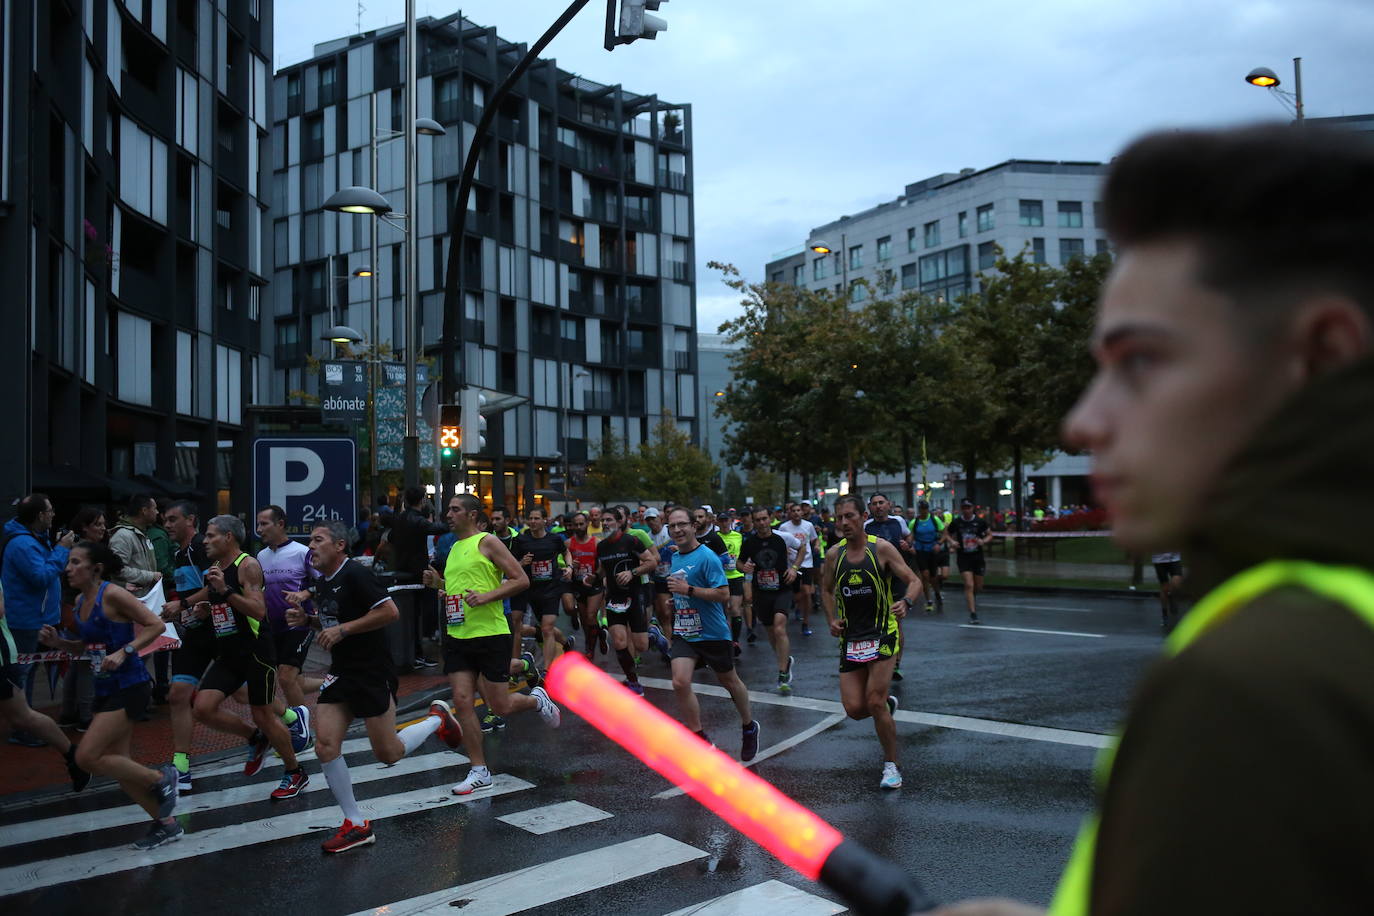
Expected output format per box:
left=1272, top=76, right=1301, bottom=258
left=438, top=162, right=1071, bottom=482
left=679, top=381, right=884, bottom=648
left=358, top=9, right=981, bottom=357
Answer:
left=651, top=713, right=848, bottom=799
left=0, top=776, right=534, bottom=898
left=347, top=833, right=707, bottom=916
left=636, top=677, right=1110, bottom=749
left=661, top=879, right=846, bottom=915
left=960, top=624, right=1106, bottom=638
left=6, top=748, right=467, bottom=848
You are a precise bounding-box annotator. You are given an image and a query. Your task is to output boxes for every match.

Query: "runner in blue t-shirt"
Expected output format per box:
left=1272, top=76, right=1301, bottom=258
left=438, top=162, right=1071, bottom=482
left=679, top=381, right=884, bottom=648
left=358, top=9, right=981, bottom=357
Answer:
left=664, top=507, right=759, bottom=761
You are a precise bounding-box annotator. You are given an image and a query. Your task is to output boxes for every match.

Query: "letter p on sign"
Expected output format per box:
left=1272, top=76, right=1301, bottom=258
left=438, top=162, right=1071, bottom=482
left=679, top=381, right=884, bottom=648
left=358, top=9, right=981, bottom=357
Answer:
left=269, top=448, right=326, bottom=509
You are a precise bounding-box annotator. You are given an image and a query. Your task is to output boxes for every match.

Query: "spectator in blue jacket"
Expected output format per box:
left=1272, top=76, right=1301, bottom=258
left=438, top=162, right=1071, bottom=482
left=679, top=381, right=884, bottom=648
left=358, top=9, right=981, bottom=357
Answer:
left=2, top=493, right=75, bottom=746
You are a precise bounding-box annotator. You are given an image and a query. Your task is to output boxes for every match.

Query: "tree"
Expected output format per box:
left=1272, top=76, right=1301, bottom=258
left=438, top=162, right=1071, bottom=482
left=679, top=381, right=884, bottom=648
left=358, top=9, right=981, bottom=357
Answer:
left=584, top=434, right=639, bottom=503
left=638, top=416, right=717, bottom=506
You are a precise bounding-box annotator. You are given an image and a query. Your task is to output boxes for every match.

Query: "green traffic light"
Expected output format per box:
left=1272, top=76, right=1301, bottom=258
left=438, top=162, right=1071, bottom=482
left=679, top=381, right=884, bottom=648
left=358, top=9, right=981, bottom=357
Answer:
left=442, top=447, right=454, bottom=457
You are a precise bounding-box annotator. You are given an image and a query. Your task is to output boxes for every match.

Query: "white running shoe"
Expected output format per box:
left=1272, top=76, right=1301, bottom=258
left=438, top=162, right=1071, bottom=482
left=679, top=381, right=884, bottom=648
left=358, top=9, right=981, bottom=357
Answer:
left=880, top=761, right=903, bottom=790
left=530, top=687, right=561, bottom=728
left=451, top=767, right=493, bottom=796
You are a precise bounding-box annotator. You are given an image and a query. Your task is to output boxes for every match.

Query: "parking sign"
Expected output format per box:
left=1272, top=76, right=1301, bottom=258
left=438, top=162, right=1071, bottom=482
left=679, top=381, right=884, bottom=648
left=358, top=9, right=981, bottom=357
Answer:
left=252, top=438, right=357, bottom=540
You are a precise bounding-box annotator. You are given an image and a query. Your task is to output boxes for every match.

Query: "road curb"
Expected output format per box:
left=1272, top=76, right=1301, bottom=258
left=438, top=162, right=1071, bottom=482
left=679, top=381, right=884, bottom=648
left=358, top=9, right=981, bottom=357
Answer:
left=975, top=584, right=1156, bottom=600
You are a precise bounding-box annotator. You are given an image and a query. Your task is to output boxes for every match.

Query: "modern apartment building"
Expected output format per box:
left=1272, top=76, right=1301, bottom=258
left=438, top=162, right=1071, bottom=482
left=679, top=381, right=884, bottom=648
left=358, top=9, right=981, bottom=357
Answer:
left=766, top=159, right=1109, bottom=305
left=695, top=332, right=740, bottom=470
left=1, top=1, right=272, bottom=511
left=269, top=13, right=697, bottom=512
left=763, top=159, right=1110, bottom=509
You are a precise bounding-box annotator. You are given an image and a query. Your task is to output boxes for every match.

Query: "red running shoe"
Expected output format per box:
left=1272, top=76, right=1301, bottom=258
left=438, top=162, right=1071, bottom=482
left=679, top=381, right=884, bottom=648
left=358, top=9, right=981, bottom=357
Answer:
left=321, top=819, right=374, bottom=853
left=428, top=700, right=464, bottom=749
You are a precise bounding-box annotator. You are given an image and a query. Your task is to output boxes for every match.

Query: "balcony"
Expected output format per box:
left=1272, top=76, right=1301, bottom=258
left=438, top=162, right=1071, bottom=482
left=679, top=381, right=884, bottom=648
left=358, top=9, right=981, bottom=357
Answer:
left=530, top=331, right=560, bottom=356
left=569, top=291, right=620, bottom=319
left=624, top=160, right=650, bottom=186
left=665, top=260, right=690, bottom=281
left=274, top=341, right=306, bottom=363
left=626, top=346, right=656, bottom=369
left=216, top=224, right=247, bottom=266
left=583, top=197, right=619, bottom=224
left=583, top=391, right=623, bottom=413
left=623, top=203, right=653, bottom=231
left=461, top=318, right=486, bottom=342
left=658, top=169, right=688, bottom=192
left=626, top=292, right=660, bottom=324
left=116, top=264, right=163, bottom=310
left=559, top=239, right=584, bottom=264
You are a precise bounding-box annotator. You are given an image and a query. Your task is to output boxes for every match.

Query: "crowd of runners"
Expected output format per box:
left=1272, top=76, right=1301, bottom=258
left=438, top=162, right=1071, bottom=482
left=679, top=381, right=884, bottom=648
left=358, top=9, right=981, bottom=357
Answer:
left=1, top=488, right=1042, bottom=855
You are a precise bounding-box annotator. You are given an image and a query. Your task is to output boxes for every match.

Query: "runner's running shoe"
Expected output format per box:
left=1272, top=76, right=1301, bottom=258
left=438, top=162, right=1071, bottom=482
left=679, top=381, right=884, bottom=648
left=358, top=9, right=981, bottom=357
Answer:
left=243, top=729, right=271, bottom=776
left=741, top=721, right=760, bottom=762
left=321, top=819, right=374, bottom=853
left=880, top=762, right=903, bottom=790
left=288, top=705, right=313, bottom=754
left=270, top=770, right=309, bottom=800
left=429, top=700, right=464, bottom=749
left=530, top=687, right=561, bottom=727
left=451, top=767, right=493, bottom=795
left=132, top=818, right=184, bottom=850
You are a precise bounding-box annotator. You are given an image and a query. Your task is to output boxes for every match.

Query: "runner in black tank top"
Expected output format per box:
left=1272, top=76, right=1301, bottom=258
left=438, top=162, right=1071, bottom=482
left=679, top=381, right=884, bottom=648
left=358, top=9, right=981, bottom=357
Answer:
left=193, top=515, right=305, bottom=795
left=821, top=496, right=923, bottom=791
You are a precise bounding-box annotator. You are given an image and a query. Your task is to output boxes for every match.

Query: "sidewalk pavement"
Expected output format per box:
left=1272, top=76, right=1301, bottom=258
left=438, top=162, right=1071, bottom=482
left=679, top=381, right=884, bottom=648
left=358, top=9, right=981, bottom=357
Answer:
left=985, top=556, right=1139, bottom=580
left=1, top=653, right=448, bottom=798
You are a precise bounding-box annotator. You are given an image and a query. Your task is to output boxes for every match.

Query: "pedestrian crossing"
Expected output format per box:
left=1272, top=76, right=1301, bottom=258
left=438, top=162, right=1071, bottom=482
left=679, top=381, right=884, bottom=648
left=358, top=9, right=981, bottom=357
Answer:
left=0, top=719, right=852, bottom=915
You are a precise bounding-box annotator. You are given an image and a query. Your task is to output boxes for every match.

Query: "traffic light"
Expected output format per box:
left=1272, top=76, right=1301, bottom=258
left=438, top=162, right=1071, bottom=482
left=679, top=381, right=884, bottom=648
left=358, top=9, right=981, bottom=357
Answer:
left=605, top=0, right=667, bottom=49
left=461, top=388, right=487, bottom=454
left=439, top=403, right=462, bottom=468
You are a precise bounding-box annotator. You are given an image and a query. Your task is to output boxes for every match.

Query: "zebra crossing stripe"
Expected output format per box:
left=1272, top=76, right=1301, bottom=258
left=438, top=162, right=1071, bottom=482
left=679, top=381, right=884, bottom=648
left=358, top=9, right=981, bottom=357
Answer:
left=347, top=833, right=707, bottom=916
left=195, top=735, right=378, bottom=780
left=495, top=800, right=612, bottom=835
left=0, top=775, right=534, bottom=898
left=6, top=749, right=466, bottom=848
left=660, top=879, right=847, bottom=915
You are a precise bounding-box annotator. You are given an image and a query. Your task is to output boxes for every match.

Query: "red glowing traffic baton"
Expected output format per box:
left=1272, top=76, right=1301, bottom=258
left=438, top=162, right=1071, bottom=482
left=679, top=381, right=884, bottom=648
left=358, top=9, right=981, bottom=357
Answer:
left=544, top=652, right=936, bottom=915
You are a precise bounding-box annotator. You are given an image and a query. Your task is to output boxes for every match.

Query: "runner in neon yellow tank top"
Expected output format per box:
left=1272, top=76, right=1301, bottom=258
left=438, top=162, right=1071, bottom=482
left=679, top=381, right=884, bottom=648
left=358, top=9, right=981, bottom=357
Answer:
left=422, top=493, right=562, bottom=797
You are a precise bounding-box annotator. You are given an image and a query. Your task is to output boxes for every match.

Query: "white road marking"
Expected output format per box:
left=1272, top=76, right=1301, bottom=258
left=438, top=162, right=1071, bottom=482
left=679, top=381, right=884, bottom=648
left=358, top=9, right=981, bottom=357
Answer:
left=959, top=624, right=1105, bottom=639
left=651, top=713, right=848, bottom=799
left=7, top=749, right=466, bottom=847
left=975, top=602, right=1094, bottom=613
left=636, top=677, right=1110, bottom=749
left=662, top=880, right=847, bottom=915
left=0, top=776, right=534, bottom=897
left=193, top=734, right=380, bottom=780
left=495, top=800, right=612, bottom=835
left=348, top=833, right=708, bottom=916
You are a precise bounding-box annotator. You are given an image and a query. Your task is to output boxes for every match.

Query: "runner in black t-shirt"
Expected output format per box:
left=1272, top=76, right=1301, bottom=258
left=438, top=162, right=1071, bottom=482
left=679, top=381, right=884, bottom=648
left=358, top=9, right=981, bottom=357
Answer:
left=285, top=520, right=464, bottom=854
left=512, top=508, right=575, bottom=665
left=942, top=499, right=993, bottom=623
left=738, top=506, right=798, bottom=693
left=592, top=512, right=656, bottom=694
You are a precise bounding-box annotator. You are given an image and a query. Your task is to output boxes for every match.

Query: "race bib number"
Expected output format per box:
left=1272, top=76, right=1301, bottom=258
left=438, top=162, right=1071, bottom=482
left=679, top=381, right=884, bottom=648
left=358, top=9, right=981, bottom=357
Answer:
left=845, top=638, right=881, bottom=663
left=674, top=609, right=702, bottom=638
left=757, top=569, right=780, bottom=591
left=211, top=603, right=238, bottom=637
left=575, top=563, right=592, bottom=580
left=962, top=533, right=981, bottom=552
left=656, top=560, right=671, bottom=579
left=721, top=553, right=736, bottom=573
left=320, top=674, right=339, bottom=693
left=444, top=594, right=466, bottom=628
left=531, top=559, right=554, bottom=581
left=180, top=605, right=197, bottom=628
left=88, top=645, right=110, bottom=677
left=606, top=598, right=631, bottom=615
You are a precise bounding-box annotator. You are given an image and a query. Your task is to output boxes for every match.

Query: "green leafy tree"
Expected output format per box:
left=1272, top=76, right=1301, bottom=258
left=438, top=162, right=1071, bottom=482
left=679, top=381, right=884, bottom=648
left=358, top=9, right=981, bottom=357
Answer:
left=584, top=434, right=639, bottom=503
left=638, top=416, right=718, bottom=506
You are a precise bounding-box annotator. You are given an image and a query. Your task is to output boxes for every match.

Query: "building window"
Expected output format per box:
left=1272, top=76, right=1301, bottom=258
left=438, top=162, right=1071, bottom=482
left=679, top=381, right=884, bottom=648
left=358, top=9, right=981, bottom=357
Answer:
left=923, top=220, right=940, bottom=248
left=303, top=115, right=324, bottom=160
left=1031, top=237, right=1046, bottom=264
left=249, top=285, right=262, bottom=321
left=770, top=271, right=783, bottom=283
left=286, top=74, right=301, bottom=116
left=907, top=226, right=917, bottom=252
left=1058, top=201, right=1084, bottom=228
left=792, top=264, right=805, bottom=285
left=813, top=256, right=827, bottom=281
left=1018, top=200, right=1043, bottom=227
left=876, top=236, right=891, bottom=261
left=848, top=244, right=863, bottom=270
left=1096, top=238, right=1110, bottom=255
left=1059, top=238, right=1085, bottom=265
left=436, top=75, right=460, bottom=123
left=1093, top=201, right=1102, bottom=227
left=849, top=280, right=867, bottom=302
left=976, top=204, right=994, bottom=232
left=958, top=211, right=968, bottom=238
left=900, top=263, right=917, bottom=290
left=977, top=241, right=997, bottom=270
left=319, top=62, right=337, bottom=106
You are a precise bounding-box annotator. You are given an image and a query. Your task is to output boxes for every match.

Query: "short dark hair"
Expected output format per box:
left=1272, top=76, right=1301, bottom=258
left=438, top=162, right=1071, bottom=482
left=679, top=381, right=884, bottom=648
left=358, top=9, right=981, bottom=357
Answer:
left=69, top=506, right=106, bottom=537
left=667, top=506, right=693, bottom=524
left=168, top=500, right=199, bottom=521
left=1104, top=125, right=1374, bottom=331
left=404, top=487, right=424, bottom=507
left=453, top=493, right=481, bottom=513
left=257, top=505, right=287, bottom=525
left=127, top=493, right=156, bottom=517
left=73, top=540, right=124, bottom=581
left=15, top=493, right=51, bottom=527
left=313, top=520, right=350, bottom=546
left=834, top=495, right=865, bottom=515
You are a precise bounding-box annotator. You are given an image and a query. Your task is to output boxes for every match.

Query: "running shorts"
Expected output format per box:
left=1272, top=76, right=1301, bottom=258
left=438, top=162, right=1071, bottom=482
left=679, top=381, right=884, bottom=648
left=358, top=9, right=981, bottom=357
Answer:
left=669, top=636, right=734, bottom=674
left=442, top=633, right=513, bottom=684
left=317, top=668, right=398, bottom=720
left=92, top=681, right=153, bottom=719
left=200, top=652, right=278, bottom=707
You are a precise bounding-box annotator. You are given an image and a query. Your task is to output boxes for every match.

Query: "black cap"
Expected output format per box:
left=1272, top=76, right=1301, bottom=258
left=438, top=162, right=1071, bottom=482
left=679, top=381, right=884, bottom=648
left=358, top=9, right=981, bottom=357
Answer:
left=960, top=498, right=974, bottom=508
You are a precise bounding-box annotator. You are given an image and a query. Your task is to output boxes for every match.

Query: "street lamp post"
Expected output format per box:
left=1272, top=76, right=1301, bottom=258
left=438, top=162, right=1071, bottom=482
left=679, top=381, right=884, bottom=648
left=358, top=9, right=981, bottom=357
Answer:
left=1245, top=58, right=1305, bottom=121
left=809, top=233, right=848, bottom=293
left=562, top=367, right=590, bottom=503
left=403, top=0, right=420, bottom=493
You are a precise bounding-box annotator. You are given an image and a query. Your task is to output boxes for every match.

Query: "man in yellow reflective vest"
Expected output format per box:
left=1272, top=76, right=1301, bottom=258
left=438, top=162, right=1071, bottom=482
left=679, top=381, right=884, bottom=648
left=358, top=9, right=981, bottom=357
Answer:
left=937, top=125, right=1374, bottom=914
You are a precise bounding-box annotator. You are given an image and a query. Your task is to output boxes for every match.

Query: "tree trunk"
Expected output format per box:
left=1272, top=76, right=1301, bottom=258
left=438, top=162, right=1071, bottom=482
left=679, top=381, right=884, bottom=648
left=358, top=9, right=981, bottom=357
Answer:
left=901, top=433, right=914, bottom=509
left=1013, top=443, right=1024, bottom=532
left=965, top=453, right=978, bottom=504
left=783, top=466, right=791, bottom=504
left=801, top=470, right=810, bottom=504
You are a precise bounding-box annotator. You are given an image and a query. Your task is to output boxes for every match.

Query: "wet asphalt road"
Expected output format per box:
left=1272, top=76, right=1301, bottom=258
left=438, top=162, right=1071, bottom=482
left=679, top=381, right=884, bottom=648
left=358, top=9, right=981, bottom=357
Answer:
left=1, top=589, right=1164, bottom=915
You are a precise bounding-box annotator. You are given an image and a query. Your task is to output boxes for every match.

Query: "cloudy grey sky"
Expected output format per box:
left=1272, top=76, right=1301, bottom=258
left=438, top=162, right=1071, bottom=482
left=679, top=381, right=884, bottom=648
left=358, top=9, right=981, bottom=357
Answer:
left=274, top=0, right=1372, bottom=333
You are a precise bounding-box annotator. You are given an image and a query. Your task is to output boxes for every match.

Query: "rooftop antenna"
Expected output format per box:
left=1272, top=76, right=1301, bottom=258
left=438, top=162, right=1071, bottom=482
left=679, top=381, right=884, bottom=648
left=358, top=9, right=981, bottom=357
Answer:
left=356, top=1, right=365, bottom=33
